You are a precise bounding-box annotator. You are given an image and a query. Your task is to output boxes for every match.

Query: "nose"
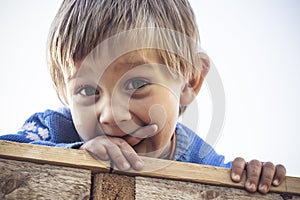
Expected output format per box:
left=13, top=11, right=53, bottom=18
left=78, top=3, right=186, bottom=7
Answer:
left=98, top=95, right=131, bottom=126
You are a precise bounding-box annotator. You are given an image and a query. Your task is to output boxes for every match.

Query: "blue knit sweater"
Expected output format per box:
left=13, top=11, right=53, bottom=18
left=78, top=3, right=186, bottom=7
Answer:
left=0, top=108, right=231, bottom=168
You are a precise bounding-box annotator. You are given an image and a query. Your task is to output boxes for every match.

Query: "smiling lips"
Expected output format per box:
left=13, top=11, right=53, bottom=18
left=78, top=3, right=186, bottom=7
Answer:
left=100, top=123, right=159, bottom=147
left=121, top=134, right=145, bottom=147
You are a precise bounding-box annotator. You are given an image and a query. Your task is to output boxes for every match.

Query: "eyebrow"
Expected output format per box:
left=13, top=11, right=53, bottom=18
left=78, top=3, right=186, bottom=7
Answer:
left=110, top=53, right=158, bottom=72
left=117, top=54, right=146, bottom=65
left=67, top=52, right=161, bottom=81
left=113, top=61, right=147, bottom=73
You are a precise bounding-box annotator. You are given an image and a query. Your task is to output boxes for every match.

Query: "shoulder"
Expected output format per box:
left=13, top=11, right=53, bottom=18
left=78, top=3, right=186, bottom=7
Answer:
left=22, top=107, right=72, bottom=126
left=28, top=107, right=72, bottom=122
left=0, top=108, right=82, bottom=146
left=175, top=122, right=231, bottom=168
left=175, top=123, right=198, bottom=138
left=174, top=122, right=205, bottom=161
left=21, top=107, right=73, bottom=131
left=20, top=107, right=80, bottom=143
left=175, top=123, right=203, bottom=146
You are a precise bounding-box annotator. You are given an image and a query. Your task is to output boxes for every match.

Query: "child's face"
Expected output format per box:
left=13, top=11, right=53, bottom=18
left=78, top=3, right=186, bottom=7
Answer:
left=66, top=50, right=186, bottom=158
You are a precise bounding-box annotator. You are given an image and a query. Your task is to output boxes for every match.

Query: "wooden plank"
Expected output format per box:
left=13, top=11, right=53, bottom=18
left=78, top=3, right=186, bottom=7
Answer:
left=1, top=140, right=300, bottom=196
left=92, top=173, right=134, bottom=200
left=117, top=157, right=300, bottom=196
left=0, top=158, right=91, bottom=199
left=0, top=140, right=110, bottom=173
left=136, top=176, right=300, bottom=200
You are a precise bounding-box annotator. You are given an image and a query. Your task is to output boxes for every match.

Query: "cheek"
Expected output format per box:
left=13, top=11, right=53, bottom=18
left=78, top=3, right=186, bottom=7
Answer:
left=131, top=95, right=179, bottom=152
left=130, top=94, right=179, bottom=132
left=70, top=106, right=99, bottom=141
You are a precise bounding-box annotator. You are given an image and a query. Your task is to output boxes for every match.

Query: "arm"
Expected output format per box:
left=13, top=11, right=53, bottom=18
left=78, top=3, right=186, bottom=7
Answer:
left=0, top=108, right=83, bottom=149
left=174, top=123, right=232, bottom=168
left=192, top=138, right=287, bottom=194
left=0, top=133, right=83, bottom=149
left=174, top=123, right=286, bottom=193
left=191, top=138, right=286, bottom=194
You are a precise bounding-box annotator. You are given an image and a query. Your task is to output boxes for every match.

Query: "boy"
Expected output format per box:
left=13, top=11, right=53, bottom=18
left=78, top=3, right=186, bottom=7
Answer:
left=0, top=0, right=285, bottom=194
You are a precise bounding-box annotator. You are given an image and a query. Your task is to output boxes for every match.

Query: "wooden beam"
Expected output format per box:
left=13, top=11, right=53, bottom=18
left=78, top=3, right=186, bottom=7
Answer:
left=135, top=176, right=297, bottom=200
left=0, top=140, right=110, bottom=173
left=0, top=158, right=91, bottom=199
left=116, top=157, right=300, bottom=196
left=92, top=173, right=134, bottom=200
left=1, top=140, right=300, bottom=197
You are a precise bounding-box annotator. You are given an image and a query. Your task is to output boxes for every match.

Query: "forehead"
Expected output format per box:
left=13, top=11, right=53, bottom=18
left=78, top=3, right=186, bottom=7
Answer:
left=69, top=50, right=163, bottom=80
left=113, top=50, right=162, bottom=68
left=72, top=49, right=163, bottom=75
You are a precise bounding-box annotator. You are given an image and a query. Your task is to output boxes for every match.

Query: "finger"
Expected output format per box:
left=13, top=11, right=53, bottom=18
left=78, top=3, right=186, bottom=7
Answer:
left=105, top=140, right=131, bottom=171
left=245, top=160, right=263, bottom=193
left=126, top=124, right=158, bottom=146
left=81, top=139, right=109, bottom=160
left=124, top=136, right=142, bottom=147
left=131, top=124, right=158, bottom=138
left=258, top=162, right=275, bottom=194
left=273, top=164, right=286, bottom=186
left=117, top=139, right=144, bottom=170
left=231, top=157, right=246, bottom=182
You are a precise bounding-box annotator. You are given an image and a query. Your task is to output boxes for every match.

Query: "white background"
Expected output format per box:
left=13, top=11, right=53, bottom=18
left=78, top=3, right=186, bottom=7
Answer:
left=0, top=0, right=299, bottom=176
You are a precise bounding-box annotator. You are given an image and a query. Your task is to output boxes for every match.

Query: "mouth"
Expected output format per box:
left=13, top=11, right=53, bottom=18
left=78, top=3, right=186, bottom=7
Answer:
left=99, top=123, right=158, bottom=147
left=121, top=134, right=145, bottom=147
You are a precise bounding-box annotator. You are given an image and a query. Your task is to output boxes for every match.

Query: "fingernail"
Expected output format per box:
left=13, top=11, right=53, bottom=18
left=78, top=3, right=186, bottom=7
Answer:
left=151, top=124, right=158, bottom=132
left=259, top=184, right=268, bottom=193
left=122, top=162, right=130, bottom=170
left=135, top=161, right=144, bottom=170
left=273, top=179, right=279, bottom=186
left=246, top=181, right=256, bottom=191
left=231, top=173, right=240, bottom=181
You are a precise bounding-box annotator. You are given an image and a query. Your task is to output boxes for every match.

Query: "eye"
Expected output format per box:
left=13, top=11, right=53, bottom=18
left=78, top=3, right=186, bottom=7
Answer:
left=126, top=78, right=149, bottom=90
left=77, top=85, right=100, bottom=96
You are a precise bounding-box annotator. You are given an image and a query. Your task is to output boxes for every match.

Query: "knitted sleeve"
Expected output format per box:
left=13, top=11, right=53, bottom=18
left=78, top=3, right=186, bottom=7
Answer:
left=0, top=108, right=83, bottom=149
left=190, top=136, right=232, bottom=168
left=174, top=123, right=232, bottom=168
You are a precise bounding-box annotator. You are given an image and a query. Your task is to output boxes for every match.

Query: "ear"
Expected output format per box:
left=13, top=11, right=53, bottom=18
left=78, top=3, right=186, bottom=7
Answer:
left=180, top=53, right=210, bottom=106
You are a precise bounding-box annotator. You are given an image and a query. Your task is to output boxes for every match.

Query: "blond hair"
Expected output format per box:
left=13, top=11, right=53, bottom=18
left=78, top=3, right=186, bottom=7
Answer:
left=47, top=0, right=201, bottom=111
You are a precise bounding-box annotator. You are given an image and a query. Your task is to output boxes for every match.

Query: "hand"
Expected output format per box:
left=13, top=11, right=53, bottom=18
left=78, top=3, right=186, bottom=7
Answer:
left=231, top=157, right=286, bottom=194
left=81, top=135, right=143, bottom=171
left=80, top=124, right=158, bottom=171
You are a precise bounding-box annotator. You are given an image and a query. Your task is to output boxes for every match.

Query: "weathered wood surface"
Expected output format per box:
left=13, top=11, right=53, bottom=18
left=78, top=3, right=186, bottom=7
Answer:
left=123, top=157, right=300, bottom=196
left=136, top=176, right=300, bottom=200
left=92, top=173, right=134, bottom=200
left=1, top=140, right=300, bottom=199
left=0, top=140, right=110, bottom=173
left=0, top=158, right=91, bottom=200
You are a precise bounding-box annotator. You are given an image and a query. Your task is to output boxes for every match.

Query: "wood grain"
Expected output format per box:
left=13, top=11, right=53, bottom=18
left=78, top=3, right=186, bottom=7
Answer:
left=119, top=156, right=300, bottom=196
left=1, top=140, right=300, bottom=196
left=0, top=140, right=110, bottom=173
left=0, top=158, right=91, bottom=199
left=92, top=173, right=134, bottom=200
left=136, top=176, right=300, bottom=200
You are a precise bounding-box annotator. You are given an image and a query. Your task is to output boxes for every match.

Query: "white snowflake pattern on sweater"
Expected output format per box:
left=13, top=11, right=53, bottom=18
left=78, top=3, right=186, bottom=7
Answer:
left=19, top=122, right=50, bottom=141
